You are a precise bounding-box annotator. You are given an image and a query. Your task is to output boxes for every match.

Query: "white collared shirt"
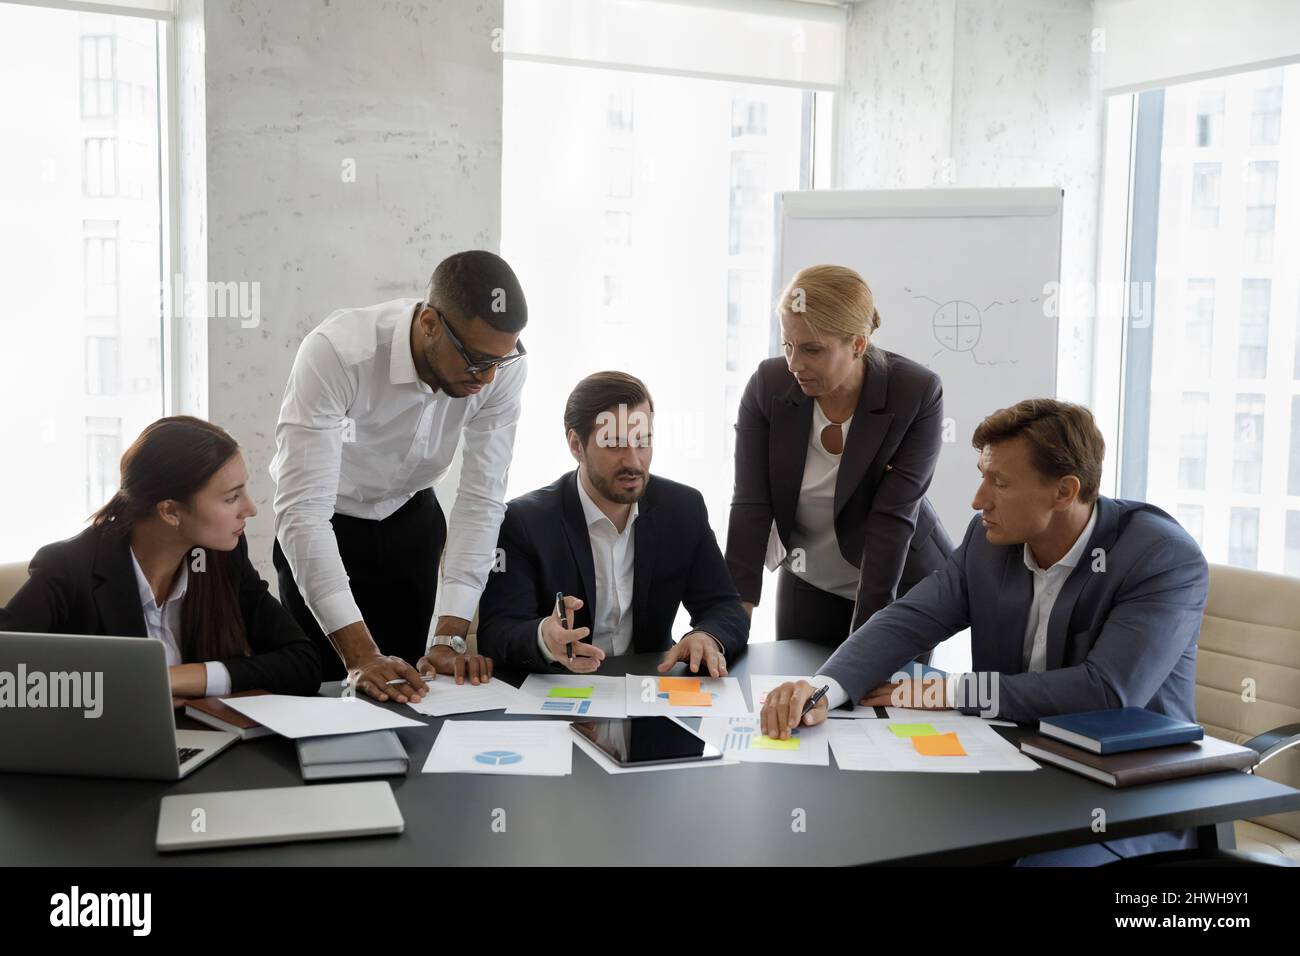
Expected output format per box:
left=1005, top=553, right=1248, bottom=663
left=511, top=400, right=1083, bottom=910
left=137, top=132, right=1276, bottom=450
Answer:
left=538, top=475, right=638, bottom=661
left=269, top=297, right=526, bottom=643
left=128, top=549, right=230, bottom=696
left=1021, top=504, right=1097, bottom=673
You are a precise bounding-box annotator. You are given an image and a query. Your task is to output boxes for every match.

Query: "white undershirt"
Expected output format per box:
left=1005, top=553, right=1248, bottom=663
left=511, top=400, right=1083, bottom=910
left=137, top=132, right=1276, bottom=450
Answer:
left=783, top=400, right=861, bottom=601
left=129, top=548, right=231, bottom=697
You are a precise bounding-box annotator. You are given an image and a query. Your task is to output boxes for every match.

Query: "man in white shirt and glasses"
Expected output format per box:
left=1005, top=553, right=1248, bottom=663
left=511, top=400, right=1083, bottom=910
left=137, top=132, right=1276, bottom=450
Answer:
left=270, top=251, right=527, bottom=702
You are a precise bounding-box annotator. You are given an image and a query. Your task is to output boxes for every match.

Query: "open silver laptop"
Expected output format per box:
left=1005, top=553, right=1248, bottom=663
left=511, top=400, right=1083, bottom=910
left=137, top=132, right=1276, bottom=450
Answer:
left=0, top=631, right=237, bottom=780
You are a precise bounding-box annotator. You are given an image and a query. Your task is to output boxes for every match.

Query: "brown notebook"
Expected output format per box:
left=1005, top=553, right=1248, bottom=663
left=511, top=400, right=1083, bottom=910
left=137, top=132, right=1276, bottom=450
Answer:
left=185, top=690, right=272, bottom=740
left=1020, top=733, right=1259, bottom=787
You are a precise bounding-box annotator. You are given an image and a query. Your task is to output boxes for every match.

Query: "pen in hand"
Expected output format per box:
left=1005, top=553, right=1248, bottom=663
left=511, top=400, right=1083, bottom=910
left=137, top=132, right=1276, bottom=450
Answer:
left=385, top=675, right=437, bottom=686
left=555, top=591, right=573, bottom=662
left=798, top=684, right=830, bottom=727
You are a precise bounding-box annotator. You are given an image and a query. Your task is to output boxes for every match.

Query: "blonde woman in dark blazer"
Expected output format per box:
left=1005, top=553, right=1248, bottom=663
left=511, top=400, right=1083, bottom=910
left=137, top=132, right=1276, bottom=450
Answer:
left=726, top=265, right=952, bottom=648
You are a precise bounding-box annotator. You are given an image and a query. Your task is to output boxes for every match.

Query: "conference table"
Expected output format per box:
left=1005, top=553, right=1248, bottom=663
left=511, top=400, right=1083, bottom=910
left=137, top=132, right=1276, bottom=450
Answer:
left=3, top=640, right=1298, bottom=865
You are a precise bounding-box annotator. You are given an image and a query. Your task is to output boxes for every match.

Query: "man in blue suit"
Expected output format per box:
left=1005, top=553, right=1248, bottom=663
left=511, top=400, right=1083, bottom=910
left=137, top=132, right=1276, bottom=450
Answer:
left=761, top=398, right=1209, bottom=863
left=476, top=371, right=749, bottom=675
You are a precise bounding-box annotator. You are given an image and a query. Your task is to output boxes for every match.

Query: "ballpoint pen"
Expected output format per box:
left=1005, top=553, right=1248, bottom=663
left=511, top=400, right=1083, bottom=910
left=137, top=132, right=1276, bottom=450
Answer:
left=799, top=684, right=830, bottom=723
left=555, top=590, right=573, bottom=662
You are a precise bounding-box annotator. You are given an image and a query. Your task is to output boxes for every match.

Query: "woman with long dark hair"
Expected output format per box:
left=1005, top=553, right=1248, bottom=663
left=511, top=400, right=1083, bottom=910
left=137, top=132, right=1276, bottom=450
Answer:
left=0, top=416, right=320, bottom=698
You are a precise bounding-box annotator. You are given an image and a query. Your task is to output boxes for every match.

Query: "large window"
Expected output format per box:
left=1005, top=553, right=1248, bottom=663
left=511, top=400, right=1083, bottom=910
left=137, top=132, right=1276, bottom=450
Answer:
left=1117, top=63, right=1300, bottom=576
left=502, top=42, right=830, bottom=641
left=0, top=2, right=167, bottom=563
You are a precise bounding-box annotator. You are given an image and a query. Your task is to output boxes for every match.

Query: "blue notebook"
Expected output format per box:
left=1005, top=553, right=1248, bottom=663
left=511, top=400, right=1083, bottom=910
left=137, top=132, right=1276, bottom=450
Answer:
left=1038, top=707, right=1203, bottom=755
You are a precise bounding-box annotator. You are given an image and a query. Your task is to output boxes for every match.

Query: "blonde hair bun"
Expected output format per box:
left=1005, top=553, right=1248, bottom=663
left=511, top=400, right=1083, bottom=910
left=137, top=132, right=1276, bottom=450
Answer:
left=778, top=264, right=879, bottom=356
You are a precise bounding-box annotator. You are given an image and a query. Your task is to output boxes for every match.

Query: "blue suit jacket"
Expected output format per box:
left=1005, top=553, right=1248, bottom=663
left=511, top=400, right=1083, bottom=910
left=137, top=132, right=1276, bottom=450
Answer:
left=821, top=495, right=1209, bottom=858
left=476, top=471, right=750, bottom=671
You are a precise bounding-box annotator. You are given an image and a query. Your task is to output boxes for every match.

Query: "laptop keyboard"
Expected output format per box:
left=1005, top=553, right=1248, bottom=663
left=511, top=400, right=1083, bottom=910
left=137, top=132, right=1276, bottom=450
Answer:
left=177, top=747, right=202, bottom=764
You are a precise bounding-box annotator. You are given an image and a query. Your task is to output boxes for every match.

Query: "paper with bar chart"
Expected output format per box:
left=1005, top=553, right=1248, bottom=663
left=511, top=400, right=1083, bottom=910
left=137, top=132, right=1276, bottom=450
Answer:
left=623, top=674, right=750, bottom=717
left=698, top=715, right=830, bottom=766
left=505, top=673, right=628, bottom=718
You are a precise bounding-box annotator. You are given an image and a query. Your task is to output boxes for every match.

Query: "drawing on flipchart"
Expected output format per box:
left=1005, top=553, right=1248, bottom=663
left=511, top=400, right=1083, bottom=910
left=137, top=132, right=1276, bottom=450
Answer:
left=904, top=288, right=1042, bottom=367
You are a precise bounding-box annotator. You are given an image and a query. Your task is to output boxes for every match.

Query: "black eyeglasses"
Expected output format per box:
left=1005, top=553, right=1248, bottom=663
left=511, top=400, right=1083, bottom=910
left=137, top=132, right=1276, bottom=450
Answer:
left=428, top=304, right=526, bottom=376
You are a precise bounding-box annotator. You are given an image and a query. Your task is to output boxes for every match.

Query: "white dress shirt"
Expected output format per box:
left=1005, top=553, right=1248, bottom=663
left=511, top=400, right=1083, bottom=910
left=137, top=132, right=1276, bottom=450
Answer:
left=1021, top=503, right=1097, bottom=673
left=811, top=505, right=1098, bottom=712
left=128, top=549, right=230, bottom=696
left=269, top=297, right=526, bottom=644
left=538, top=476, right=638, bottom=661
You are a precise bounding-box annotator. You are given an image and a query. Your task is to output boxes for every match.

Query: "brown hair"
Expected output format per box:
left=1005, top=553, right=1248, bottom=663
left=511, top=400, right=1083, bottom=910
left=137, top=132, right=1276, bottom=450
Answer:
left=92, top=416, right=250, bottom=663
left=971, top=399, right=1105, bottom=502
left=564, top=371, right=654, bottom=446
left=777, top=264, right=883, bottom=365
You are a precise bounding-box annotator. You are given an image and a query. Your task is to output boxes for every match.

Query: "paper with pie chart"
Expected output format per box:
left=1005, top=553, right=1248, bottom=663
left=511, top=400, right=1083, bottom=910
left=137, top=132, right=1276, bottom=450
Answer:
left=698, top=715, right=830, bottom=766
left=623, top=674, right=750, bottom=717
left=420, top=720, right=573, bottom=776
left=505, top=673, right=627, bottom=718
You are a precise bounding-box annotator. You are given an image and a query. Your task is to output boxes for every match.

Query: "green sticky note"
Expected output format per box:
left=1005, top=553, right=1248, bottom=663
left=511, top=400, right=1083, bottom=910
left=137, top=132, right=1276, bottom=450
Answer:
left=889, top=723, right=938, bottom=738
left=548, top=687, right=593, bottom=699
left=752, top=735, right=800, bottom=751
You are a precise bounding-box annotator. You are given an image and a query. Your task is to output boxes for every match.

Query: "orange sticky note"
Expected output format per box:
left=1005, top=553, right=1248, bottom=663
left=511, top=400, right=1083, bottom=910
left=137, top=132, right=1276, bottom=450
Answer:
left=659, top=677, right=702, bottom=694
left=667, top=690, right=713, bottom=707
left=912, top=732, right=966, bottom=757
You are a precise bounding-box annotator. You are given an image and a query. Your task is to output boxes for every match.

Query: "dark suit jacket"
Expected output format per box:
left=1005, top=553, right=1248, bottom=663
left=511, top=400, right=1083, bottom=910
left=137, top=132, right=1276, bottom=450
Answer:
left=726, top=352, right=953, bottom=631
left=476, top=471, right=750, bottom=671
left=0, top=523, right=321, bottom=695
left=818, top=496, right=1209, bottom=858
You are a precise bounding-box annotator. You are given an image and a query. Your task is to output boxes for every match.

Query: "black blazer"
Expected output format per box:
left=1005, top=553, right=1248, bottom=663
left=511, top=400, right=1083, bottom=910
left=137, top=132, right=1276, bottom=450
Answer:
left=726, top=352, right=954, bottom=631
left=0, top=523, right=321, bottom=695
left=476, top=471, right=750, bottom=671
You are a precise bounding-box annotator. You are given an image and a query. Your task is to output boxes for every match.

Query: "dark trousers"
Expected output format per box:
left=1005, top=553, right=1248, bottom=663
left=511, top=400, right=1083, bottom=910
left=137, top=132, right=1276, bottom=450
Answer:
left=775, top=566, right=933, bottom=665
left=775, top=567, right=855, bottom=648
left=272, top=489, right=446, bottom=681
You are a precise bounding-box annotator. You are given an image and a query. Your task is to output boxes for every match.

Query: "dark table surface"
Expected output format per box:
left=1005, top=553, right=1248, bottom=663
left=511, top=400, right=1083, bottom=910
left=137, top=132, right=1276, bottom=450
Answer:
left=3, top=640, right=1298, bottom=865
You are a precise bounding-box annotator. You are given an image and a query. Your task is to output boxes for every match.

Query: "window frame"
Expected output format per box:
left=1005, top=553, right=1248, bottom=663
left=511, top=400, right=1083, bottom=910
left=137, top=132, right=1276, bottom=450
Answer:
left=1101, top=63, right=1300, bottom=577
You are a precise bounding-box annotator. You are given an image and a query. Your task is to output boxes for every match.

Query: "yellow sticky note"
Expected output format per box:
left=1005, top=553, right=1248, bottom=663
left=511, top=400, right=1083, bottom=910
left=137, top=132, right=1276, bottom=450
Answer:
left=889, top=723, right=937, bottom=738
left=667, top=690, right=713, bottom=707
left=659, top=677, right=702, bottom=694
left=752, top=735, right=800, bottom=751
left=912, top=732, right=966, bottom=757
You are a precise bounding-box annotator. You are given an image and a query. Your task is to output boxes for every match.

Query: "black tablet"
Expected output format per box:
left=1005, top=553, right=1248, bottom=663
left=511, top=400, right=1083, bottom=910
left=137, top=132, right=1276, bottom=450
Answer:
left=571, top=716, right=723, bottom=767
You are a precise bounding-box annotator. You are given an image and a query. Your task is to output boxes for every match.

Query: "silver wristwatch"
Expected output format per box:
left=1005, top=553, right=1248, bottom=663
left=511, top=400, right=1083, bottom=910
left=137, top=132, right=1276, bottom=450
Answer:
left=431, top=634, right=467, bottom=654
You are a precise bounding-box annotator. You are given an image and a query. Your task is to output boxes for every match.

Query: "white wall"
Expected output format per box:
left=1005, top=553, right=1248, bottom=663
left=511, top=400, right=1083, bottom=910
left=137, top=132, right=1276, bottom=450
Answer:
left=194, top=0, right=505, bottom=577
left=837, top=0, right=1103, bottom=408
